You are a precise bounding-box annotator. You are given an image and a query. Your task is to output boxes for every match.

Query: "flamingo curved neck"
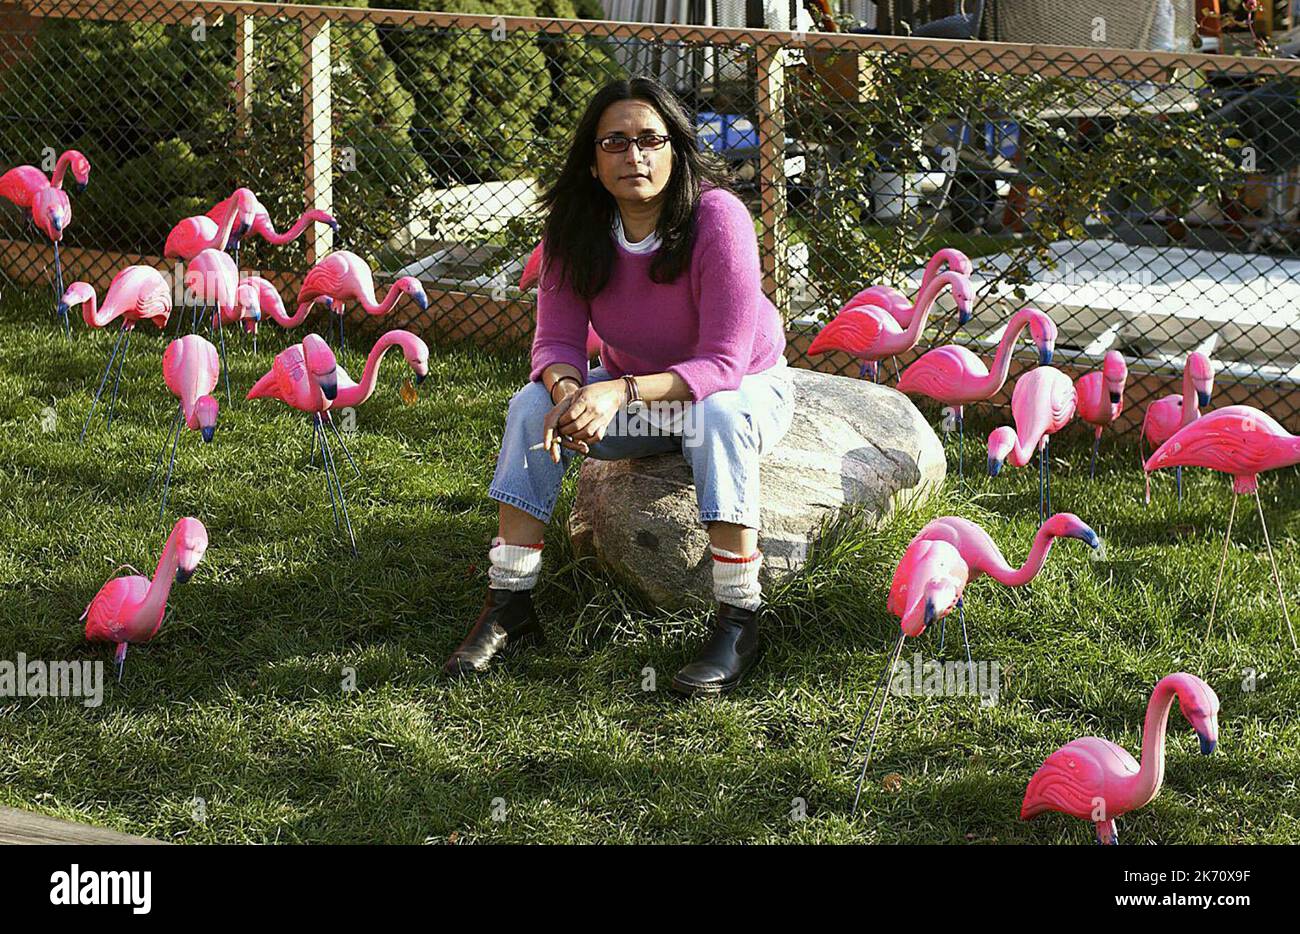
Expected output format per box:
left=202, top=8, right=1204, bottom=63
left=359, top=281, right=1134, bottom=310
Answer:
left=137, top=531, right=183, bottom=630
left=1181, top=366, right=1201, bottom=424
left=275, top=302, right=315, bottom=327
left=899, top=273, right=955, bottom=345
left=214, top=197, right=243, bottom=250
left=342, top=335, right=404, bottom=405
left=260, top=211, right=314, bottom=245
left=984, top=312, right=1036, bottom=396
left=81, top=291, right=109, bottom=327
left=1008, top=426, right=1045, bottom=467
left=52, top=154, right=71, bottom=188
left=1133, top=679, right=1178, bottom=807
left=360, top=283, right=403, bottom=316
left=984, top=526, right=1057, bottom=587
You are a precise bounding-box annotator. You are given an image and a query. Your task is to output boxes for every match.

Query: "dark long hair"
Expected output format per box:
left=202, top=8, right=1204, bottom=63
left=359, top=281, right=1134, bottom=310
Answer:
left=537, top=76, right=736, bottom=300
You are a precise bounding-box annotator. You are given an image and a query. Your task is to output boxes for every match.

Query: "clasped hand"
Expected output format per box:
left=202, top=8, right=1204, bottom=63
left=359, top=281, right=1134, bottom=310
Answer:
left=541, top=380, right=628, bottom=463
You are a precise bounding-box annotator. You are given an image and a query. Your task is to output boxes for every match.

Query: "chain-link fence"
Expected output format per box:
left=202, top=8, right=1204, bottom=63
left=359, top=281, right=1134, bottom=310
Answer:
left=3, top=0, right=1300, bottom=432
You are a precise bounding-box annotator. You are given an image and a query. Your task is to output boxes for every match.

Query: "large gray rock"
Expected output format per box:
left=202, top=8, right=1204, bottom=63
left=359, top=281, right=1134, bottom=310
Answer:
left=567, top=366, right=946, bottom=609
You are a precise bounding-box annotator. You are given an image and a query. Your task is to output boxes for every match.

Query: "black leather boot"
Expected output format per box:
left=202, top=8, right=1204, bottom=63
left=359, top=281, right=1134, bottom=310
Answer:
left=671, top=602, right=763, bottom=697
left=443, top=587, right=545, bottom=677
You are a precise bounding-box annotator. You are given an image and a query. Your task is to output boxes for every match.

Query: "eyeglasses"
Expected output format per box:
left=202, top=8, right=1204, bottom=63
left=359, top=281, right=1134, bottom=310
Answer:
left=596, top=133, right=671, bottom=154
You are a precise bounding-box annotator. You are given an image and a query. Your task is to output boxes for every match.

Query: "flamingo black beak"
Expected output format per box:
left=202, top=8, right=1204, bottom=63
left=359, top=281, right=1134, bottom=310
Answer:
left=1038, top=346, right=1054, bottom=365
left=987, top=457, right=1003, bottom=477
left=1198, top=733, right=1216, bottom=755
left=201, top=426, right=215, bottom=443
left=75, top=180, right=87, bottom=194
left=176, top=566, right=195, bottom=583
left=1197, top=390, right=1211, bottom=407
left=319, top=372, right=338, bottom=401
left=415, top=293, right=429, bottom=311
left=957, top=305, right=972, bottom=326
left=922, top=600, right=938, bottom=630
left=56, top=301, right=69, bottom=319
left=1109, top=390, right=1122, bottom=404
left=415, top=372, right=427, bottom=386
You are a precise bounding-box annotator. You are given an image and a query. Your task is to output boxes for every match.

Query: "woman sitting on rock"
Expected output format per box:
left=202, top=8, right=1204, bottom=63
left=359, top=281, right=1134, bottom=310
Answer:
left=444, top=75, right=795, bottom=696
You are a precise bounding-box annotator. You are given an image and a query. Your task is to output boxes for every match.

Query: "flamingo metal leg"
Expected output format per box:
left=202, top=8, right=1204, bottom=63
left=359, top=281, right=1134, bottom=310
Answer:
left=1206, top=493, right=1238, bottom=640
left=80, top=326, right=126, bottom=442
left=1255, top=489, right=1298, bottom=652
left=317, top=414, right=358, bottom=555
left=158, top=404, right=184, bottom=519
left=326, top=412, right=361, bottom=479
left=851, top=634, right=907, bottom=816
left=104, top=329, right=132, bottom=428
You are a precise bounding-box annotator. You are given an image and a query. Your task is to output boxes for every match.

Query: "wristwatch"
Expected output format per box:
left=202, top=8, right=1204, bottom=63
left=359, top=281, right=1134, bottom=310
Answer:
left=622, top=375, right=645, bottom=414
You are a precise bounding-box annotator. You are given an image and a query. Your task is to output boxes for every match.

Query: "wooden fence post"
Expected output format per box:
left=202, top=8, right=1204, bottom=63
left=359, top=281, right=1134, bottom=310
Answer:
left=302, top=17, right=333, bottom=266
left=756, top=44, right=789, bottom=317
left=234, top=13, right=254, bottom=147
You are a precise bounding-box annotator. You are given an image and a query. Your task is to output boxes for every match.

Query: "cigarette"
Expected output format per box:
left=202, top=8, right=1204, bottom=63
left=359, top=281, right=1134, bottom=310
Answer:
left=530, top=436, right=577, bottom=451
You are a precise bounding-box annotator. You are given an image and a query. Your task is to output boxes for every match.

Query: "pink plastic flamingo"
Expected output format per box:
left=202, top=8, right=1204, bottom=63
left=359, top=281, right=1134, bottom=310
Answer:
left=896, top=307, right=1057, bottom=478
left=83, top=517, right=208, bottom=681
left=183, top=243, right=245, bottom=405
left=519, top=242, right=544, bottom=290
left=848, top=512, right=1100, bottom=813
left=154, top=335, right=220, bottom=518
left=205, top=188, right=338, bottom=266
left=987, top=366, right=1078, bottom=521
left=808, top=270, right=975, bottom=383
left=0, top=150, right=91, bottom=207
left=334, top=329, right=430, bottom=409
left=164, top=188, right=257, bottom=262
left=223, top=277, right=266, bottom=331
left=1145, top=405, right=1300, bottom=649
left=1021, top=673, right=1219, bottom=845
left=58, top=266, right=173, bottom=440
left=1, top=150, right=90, bottom=335
left=1140, top=351, right=1215, bottom=503
left=828, top=249, right=975, bottom=382
left=32, top=187, right=73, bottom=336
left=227, top=275, right=288, bottom=353
left=1074, top=350, right=1129, bottom=479
left=247, top=334, right=366, bottom=553
left=847, top=536, right=965, bottom=815
left=843, top=248, right=974, bottom=329
left=294, top=250, right=429, bottom=353
left=906, top=513, right=1100, bottom=662
left=519, top=244, right=603, bottom=361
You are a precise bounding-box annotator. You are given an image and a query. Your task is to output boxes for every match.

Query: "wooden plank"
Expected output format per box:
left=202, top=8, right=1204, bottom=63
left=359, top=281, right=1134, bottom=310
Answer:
left=301, top=18, right=332, bottom=267
left=16, top=1, right=1300, bottom=80
left=756, top=45, right=788, bottom=315
left=234, top=13, right=254, bottom=146
left=0, top=806, right=167, bottom=845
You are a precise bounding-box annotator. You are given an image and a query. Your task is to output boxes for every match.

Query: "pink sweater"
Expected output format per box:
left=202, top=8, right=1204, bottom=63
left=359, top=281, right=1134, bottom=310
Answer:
left=530, top=187, right=786, bottom=401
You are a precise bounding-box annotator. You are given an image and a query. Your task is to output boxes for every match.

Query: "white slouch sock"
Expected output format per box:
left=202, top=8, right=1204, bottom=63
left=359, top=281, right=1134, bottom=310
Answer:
left=711, top=546, right=762, bottom=611
left=488, top=537, right=543, bottom=591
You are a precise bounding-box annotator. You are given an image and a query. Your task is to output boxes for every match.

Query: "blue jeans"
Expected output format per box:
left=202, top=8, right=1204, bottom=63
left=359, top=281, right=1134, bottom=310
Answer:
left=489, top=360, right=795, bottom=529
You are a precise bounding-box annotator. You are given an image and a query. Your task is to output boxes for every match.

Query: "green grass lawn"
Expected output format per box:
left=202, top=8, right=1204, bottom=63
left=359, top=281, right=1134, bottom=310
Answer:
left=0, top=285, right=1297, bottom=844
